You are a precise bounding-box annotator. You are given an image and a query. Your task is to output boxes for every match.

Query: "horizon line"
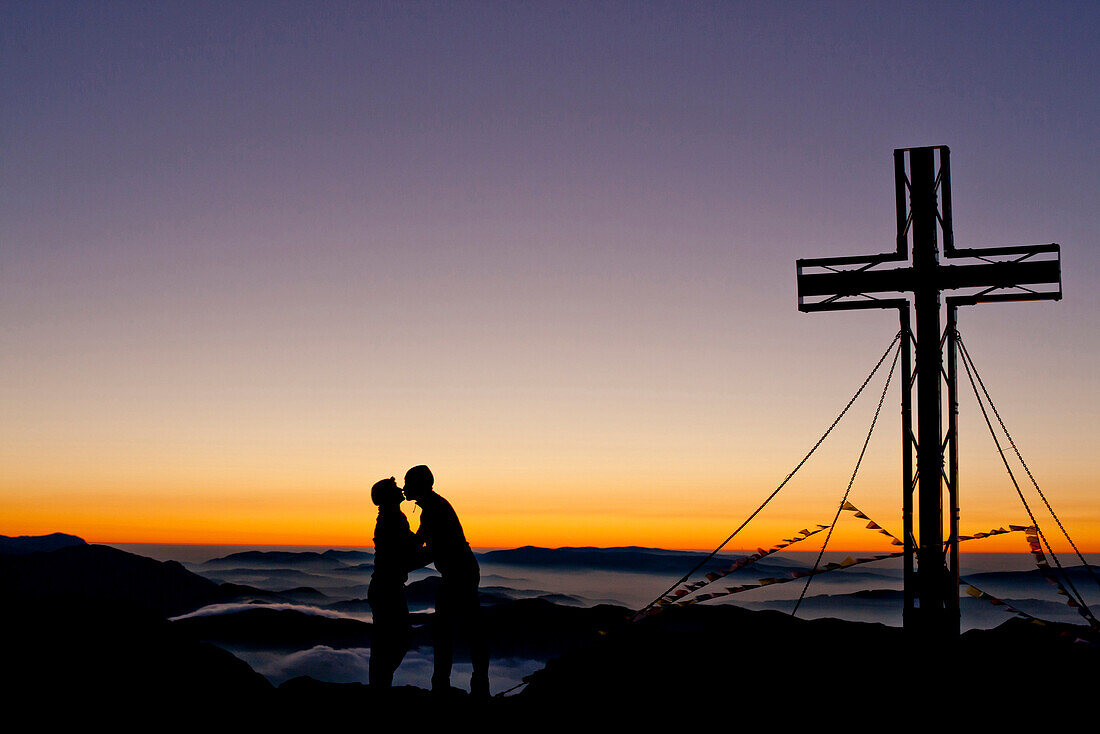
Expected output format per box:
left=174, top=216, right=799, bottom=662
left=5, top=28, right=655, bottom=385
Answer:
left=95, top=539, right=1090, bottom=555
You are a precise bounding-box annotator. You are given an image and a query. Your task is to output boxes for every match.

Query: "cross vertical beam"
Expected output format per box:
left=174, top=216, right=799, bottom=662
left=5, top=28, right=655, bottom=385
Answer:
left=910, top=148, right=949, bottom=637
left=795, top=146, right=1061, bottom=641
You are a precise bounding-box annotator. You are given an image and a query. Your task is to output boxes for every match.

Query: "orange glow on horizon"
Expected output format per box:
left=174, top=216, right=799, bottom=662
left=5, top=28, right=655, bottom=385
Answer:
left=4, top=450, right=1097, bottom=553
left=5, top=491, right=1096, bottom=554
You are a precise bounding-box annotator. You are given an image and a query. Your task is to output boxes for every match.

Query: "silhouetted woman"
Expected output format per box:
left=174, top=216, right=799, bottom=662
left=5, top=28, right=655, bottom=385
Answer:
left=367, top=477, right=418, bottom=688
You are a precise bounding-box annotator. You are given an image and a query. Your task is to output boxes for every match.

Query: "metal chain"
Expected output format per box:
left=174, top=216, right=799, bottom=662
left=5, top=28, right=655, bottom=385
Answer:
left=634, top=331, right=903, bottom=618
left=957, top=334, right=1098, bottom=626
left=957, top=335, right=1100, bottom=593
left=792, top=339, right=900, bottom=617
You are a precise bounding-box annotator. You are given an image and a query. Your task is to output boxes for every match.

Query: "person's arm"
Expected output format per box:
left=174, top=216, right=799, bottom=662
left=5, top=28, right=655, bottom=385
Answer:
left=405, top=520, right=433, bottom=572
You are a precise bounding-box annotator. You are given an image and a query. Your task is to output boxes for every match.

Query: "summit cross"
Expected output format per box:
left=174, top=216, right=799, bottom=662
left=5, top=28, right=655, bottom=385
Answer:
left=795, top=146, right=1061, bottom=639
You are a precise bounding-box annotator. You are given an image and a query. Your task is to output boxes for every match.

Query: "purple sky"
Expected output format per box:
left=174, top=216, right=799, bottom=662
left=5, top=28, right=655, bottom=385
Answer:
left=1, top=2, right=1097, bottom=546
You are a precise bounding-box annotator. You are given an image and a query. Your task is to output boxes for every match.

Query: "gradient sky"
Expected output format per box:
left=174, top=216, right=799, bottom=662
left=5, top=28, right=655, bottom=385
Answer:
left=2, top=1, right=1098, bottom=551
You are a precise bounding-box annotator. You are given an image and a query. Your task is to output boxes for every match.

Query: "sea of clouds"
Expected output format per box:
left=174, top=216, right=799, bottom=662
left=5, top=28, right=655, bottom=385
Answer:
left=112, top=544, right=1097, bottom=693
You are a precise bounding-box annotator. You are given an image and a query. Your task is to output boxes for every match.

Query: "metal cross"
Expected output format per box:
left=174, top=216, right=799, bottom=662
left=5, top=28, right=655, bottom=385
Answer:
left=795, top=146, right=1061, bottom=639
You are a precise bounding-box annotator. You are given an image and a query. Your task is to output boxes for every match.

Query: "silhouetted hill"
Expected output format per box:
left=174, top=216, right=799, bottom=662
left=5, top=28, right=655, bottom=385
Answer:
left=403, top=575, right=512, bottom=607
left=0, top=542, right=274, bottom=720
left=216, top=582, right=298, bottom=603
left=478, top=545, right=806, bottom=575
left=0, top=543, right=229, bottom=617
left=198, top=549, right=347, bottom=570
left=515, top=604, right=1099, bottom=723
left=965, top=564, right=1100, bottom=591
left=321, top=549, right=374, bottom=562
left=198, top=566, right=345, bottom=587
left=276, top=586, right=331, bottom=603
left=324, top=577, right=515, bottom=614
left=0, top=532, right=87, bottom=555
left=172, top=606, right=374, bottom=650
left=4, top=600, right=273, bottom=719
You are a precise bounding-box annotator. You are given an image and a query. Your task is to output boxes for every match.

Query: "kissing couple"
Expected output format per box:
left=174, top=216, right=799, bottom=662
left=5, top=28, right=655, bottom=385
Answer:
left=367, top=465, right=489, bottom=698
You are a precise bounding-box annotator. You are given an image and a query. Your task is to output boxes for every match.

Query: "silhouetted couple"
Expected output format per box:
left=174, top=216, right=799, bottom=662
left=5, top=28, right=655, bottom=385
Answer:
left=367, top=465, right=489, bottom=698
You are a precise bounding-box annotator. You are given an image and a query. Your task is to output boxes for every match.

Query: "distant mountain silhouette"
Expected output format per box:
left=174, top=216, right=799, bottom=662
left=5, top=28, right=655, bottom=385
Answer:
left=478, top=545, right=807, bottom=575
left=0, top=532, right=87, bottom=555
left=197, top=549, right=349, bottom=570
left=200, top=566, right=348, bottom=586
left=965, top=564, right=1100, bottom=591
left=276, top=586, right=331, bottom=603
left=331, top=561, right=376, bottom=573
left=321, top=549, right=374, bottom=562
left=405, top=575, right=512, bottom=607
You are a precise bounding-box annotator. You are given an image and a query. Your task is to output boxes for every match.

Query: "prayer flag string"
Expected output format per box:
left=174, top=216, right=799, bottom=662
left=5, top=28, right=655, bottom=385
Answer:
left=642, top=501, right=1035, bottom=618
left=1024, top=528, right=1100, bottom=630
left=650, top=524, right=830, bottom=610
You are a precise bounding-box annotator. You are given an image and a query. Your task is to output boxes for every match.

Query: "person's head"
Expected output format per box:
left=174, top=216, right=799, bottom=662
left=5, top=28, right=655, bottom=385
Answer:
left=403, top=464, right=434, bottom=501
left=371, top=477, right=402, bottom=507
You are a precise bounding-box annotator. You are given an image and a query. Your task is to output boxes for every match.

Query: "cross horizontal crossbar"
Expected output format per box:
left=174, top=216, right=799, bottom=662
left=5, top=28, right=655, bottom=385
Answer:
left=797, top=243, right=1060, bottom=313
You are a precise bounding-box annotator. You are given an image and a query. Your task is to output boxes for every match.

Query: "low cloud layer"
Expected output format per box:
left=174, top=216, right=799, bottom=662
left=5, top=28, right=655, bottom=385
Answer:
left=169, top=602, right=356, bottom=622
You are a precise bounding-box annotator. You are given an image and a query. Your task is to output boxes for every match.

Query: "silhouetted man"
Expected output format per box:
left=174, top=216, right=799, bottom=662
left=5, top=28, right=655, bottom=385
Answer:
left=367, top=477, right=417, bottom=688
left=402, top=464, right=489, bottom=698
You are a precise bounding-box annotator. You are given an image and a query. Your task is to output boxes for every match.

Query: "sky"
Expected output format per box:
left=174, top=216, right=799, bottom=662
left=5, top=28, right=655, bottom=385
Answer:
left=2, top=1, right=1098, bottom=552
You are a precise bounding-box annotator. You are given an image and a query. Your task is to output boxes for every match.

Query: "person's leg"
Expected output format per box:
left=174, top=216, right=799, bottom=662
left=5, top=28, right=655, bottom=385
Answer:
left=368, top=585, right=404, bottom=688
left=467, top=565, right=489, bottom=696
left=451, top=568, right=489, bottom=698
left=467, top=595, right=489, bottom=699
left=431, top=583, right=455, bottom=691
left=369, top=616, right=395, bottom=687
left=393, top=593, right=410, bottom=675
